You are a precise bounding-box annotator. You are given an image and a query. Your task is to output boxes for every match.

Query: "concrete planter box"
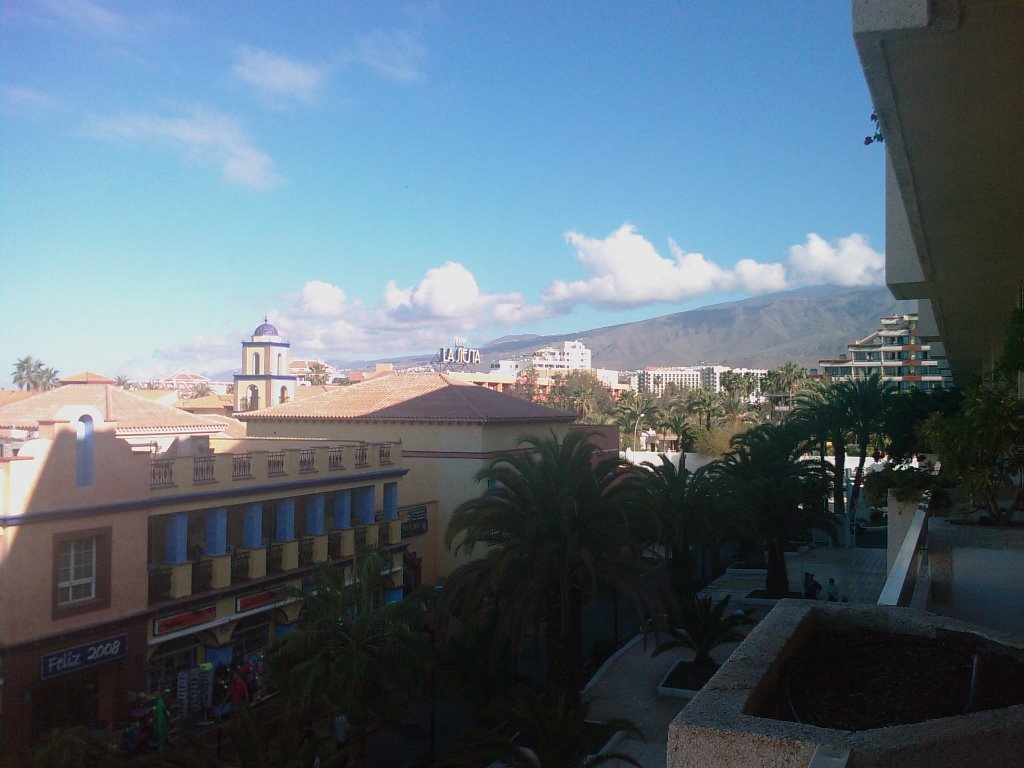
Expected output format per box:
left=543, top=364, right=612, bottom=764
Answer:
left=668, top=601, right=1024, bottom=768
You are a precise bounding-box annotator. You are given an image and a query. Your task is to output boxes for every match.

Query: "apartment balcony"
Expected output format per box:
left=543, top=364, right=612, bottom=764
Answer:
left=148, top=440, right=402, bottom=493
left=328, top=528, right=356, bottom=560
left=378, top=519, right=401, bottom=548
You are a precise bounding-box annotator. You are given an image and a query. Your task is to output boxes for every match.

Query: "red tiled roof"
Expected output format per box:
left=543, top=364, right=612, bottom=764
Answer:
left=61, top=371, right=117, bottom=384
left=238, top=373, right=573, bottom=424
left=0, top=390, right=33, bottom=407
left=0, top=385, right=226, bottom=434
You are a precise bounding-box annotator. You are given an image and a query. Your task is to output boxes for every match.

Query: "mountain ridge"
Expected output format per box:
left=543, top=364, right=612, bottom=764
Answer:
left=327, top=285, right=907, bottom=373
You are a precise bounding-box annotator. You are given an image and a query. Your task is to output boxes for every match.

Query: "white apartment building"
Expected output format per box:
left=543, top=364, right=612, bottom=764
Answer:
left=818, top=313, right=949, bottom=391
left=639, top=365, right=767, bottom=397
left=529, top=340, right=592, bottom=373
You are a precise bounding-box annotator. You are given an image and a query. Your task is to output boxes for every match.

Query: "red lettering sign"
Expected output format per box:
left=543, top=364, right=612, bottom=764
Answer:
left=236, top=590, right=280, bottom=613
left=153, top=606, right=217, bottom=636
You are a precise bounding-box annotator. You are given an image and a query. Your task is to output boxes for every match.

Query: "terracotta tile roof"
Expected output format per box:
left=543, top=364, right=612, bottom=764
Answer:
left=61, top=371, right=117, bottom=384
left=0, top=385, right=226, bottom=435
left=0, top=390, right=34, bottom=407
left=175, top=394, right=230, bottom=410
left=295, top=385, right=345, bottom=399
left=239, top=372, right=573, bottom=424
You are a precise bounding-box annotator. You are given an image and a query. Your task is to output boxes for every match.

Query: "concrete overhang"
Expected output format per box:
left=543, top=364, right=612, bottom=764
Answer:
left=854, top=0, right=1024, bottom=385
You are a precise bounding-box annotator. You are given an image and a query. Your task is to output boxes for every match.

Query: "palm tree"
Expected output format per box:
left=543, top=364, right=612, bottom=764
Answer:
left=115, top=375, right=131, bottom=389
left=39, top=366, right=61, bottom=390
left=271, top=555, right=422, bottom=768
left=616, top=391, right=656, bottom=449
left=12, top=355, right=45, bottom=390
left=776, top=362, right=807, bottom=408
left=446, top=431, right=648, bottom=704
left=659, top=410, right=698, bottom=452
left=638, top=456, right=715, bottom=606
left=838, top=373, right=891, bottom=514
left=306, top=361, right=331, bottom=386
left=795, top=382, right=852, bottom=524
left=446, top=685, right=642, bottom=768
left=688, top=389, right=722, bottom=432
left=189, top=382, right=214, bottom=399
left=719, top=422, right=834, bottom=597
left=651, top=593, right=753, bottom=669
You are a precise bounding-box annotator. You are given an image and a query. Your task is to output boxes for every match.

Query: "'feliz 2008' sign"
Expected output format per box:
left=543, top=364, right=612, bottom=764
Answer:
left=41, top=634, right=128, bottom=680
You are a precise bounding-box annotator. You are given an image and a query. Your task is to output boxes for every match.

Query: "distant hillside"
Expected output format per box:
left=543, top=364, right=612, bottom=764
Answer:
left=328, top=285, right=907, bottom=373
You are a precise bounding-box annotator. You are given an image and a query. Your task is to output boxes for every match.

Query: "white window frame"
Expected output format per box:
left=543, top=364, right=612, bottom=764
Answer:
left=57, top=536, right=96, bottom=605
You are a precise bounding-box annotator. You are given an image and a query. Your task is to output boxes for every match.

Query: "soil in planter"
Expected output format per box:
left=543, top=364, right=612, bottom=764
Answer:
left=662, top=660, right=718, bottom=691
left=760, top=629, right=1024, bottom=730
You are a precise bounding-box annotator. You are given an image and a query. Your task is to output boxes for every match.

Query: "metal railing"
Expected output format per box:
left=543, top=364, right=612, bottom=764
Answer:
left=378, top=444, right=392, bottom=465
left=378, top=522, right=391, bottom=546
left=148, top=566, right=172, bottom=603
left=299, top=449, right=316, bottom=473
left=267, top=451, right=286, bottom=476
left=354, top=445, right=369, bottom=467
left=878, top=493, right=931, bottom=607
left=267, top=543, right=285, bottom=573
left=192, top=559, right=213, bottom=592
left=328, top=531, right=344, bottom=560
left=328, top=446, right=345, bottom=470
left=193, top=456, right=216, bottom=483
left=299, top=538, right=314, bottom=566
left=232, top=453, right=252, bottom=479
left=150, top=460, right=174, bottom=487
left=354, top=528, right=367, bottom=549
left=231, top=551, right=250, bottom=583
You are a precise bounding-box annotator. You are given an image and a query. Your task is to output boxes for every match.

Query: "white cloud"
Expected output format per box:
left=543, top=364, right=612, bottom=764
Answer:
left=44, top=0, right=128, bottom=37
left=540, top=223, right=882, bottom=313
left=232, top=47, right=326, bottom=104
left=357, top=29, right=426, bottom=84
left=785, top=232, right=884, bottom=287
left=89, top=106, right=280, bottom=189
left=383, top=261, right=522, bottom=325
left=1, top=84, right=61, bottom=118
left=296, top=280, right=347, bottom=318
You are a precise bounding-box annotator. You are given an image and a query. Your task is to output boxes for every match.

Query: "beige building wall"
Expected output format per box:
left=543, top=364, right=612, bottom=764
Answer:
left=245, top=418, right=572, bottom=579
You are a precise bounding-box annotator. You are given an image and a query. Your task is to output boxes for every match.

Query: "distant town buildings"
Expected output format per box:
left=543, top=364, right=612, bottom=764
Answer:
left=818, top=313, right=949, bottom=391
left=638, top=365, right=767, bottom=397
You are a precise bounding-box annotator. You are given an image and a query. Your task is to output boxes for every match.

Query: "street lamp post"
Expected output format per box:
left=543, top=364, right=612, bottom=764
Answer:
left=633, top=412, right=645, bottom=452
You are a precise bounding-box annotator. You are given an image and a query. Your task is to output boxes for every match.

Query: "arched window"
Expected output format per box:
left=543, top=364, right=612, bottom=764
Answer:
left=247, top=385, right=260, bottom=411
left=252, top=352, right=261, bottom=375
left=76, top=415, right=94, bottom=487
left=277, top=353, right=283, bottom=375
left=279, top=386, right=289, bottom=404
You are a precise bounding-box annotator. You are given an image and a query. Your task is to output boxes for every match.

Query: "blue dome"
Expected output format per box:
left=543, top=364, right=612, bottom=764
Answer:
left=254, top=319, right=279, bottom=336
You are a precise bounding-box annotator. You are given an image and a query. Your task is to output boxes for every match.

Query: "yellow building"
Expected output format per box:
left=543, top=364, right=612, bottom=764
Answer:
left=238, top=372, right=577, bottom=580
left=233, top=319, right=298, bottom=412
left=0, top=384, right=406, bottom=753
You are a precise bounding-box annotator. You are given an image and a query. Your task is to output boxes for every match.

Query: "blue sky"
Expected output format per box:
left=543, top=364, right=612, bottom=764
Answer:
left=1, top=1, right=885, bottom=380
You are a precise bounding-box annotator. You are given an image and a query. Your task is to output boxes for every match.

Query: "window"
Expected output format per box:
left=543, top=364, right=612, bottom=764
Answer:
left=53, top=527, right=111, bottom=617
left=252, top=352, right=261, bottom=374
left=58, top=536, right=96, bottom=604
left=75, top=415, right=94, bottom=487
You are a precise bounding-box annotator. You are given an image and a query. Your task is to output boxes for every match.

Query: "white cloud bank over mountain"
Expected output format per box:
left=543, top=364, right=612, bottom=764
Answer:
left=157, top=223, right=883, bottom=372
left=543, top=224, right=883, bottom=312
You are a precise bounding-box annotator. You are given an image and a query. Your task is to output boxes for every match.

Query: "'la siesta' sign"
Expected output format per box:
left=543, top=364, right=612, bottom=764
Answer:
left=439, top=336, right=481, bottom=365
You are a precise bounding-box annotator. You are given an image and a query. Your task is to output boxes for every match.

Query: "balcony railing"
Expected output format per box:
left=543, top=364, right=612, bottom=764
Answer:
left=378, top=523, right=391, bottom=546
left=354, top=446, right=369, bottom=467
left=267, top=543, right=285, bottom=573
left=150, top=460, right=174, bottom=487
left=328, top=531, right=344, bottom=560
left=192, top=558, right=213, bottom=592
left=232, top=453, right=252, bottom=479
left=193, top=456, right=216, bottom=483
left=267, top=451, right=286, bottom=476
left=328, top=446, right=345, bottom=470
left=878, top=492, right=932, bottom=608
left=299, top=449, right=316, bottom=473
left=231, top=551, right=251, bottom=583
left=378, top=444, right=392, bottom=465
left=354, top=528, right=368, bottom=549
left=148, top=566, right=172, bottom=603
left=299, top=538, right=314, bottom=567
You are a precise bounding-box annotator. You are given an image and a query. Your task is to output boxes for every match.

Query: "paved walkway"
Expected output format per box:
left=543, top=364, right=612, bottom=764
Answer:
left=584, top=545, right=887, bottom=766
